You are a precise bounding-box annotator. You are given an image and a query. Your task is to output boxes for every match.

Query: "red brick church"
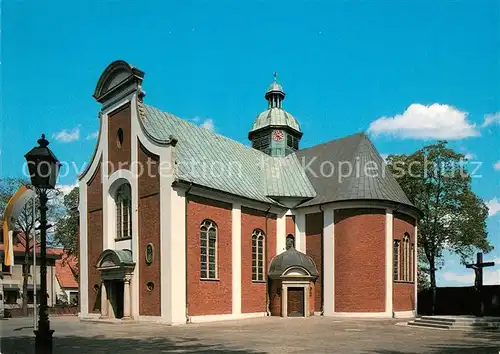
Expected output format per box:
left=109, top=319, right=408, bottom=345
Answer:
left=78, top=60, right=420, bottom=324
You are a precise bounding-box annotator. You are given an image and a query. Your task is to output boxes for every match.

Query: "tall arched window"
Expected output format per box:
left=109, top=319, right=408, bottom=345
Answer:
left=403, top=233, right=411, bottom=281
left=252, top=229, right=265, bottom=281
left=393, top=240, right=400, bottom=281
left=115, top=184, right=132, bottom=239
left=200, top=220, right=217, bottom=280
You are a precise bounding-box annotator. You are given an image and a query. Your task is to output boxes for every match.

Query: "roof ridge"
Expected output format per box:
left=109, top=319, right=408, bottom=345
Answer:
left=298, top=132, right=365, bottom=153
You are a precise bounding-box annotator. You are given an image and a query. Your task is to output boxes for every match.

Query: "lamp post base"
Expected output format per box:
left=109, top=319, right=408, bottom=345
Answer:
left=34, top=328, right=54, bottom=354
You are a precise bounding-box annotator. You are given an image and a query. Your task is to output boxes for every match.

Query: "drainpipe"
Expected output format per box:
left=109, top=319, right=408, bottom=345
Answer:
left=265, top=205, right=271, bottom=316
left=184, top=182, right=193, bottom=324
left=318, top=204, right=324, bottom=316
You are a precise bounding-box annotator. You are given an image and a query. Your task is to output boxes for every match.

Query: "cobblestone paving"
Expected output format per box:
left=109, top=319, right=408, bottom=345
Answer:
left=1, top=316, right=499, bottom=353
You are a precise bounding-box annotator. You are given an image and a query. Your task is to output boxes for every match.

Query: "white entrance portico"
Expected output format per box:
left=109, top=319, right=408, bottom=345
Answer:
left=96, top=249, right=135, bottom=319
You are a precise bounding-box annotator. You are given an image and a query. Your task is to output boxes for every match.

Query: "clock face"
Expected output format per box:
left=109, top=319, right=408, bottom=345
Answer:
left=272, top=130, right=284, bottom=141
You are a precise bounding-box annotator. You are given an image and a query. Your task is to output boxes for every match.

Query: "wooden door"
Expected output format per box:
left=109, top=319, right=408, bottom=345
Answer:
left=287, top=287, right=304, bottom=317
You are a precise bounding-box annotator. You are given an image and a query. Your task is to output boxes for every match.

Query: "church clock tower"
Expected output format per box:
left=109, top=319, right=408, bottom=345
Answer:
left=249, top=74, right=302, bottom=157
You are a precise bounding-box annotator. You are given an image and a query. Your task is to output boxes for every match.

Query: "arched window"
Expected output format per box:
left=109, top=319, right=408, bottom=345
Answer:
left=403, top=233, right=411, bottom=281
left=393, top=240, right=400, bottom=281
left=252, top=229, right=265, bottom=281
left=200, top=220, right=217, bottom=280
left=115, top=184, right=132, bottom=239
left=411, top=243, right=415, bottom=282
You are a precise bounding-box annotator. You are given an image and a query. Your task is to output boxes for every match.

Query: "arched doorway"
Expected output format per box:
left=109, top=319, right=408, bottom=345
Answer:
left=268, top=236, right=319, bottom=317
left=96, top=249, right=135, bottom=319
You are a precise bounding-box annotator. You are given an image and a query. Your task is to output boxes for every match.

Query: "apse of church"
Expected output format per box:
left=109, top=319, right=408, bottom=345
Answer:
left=79, top=60, right=420, bottom=325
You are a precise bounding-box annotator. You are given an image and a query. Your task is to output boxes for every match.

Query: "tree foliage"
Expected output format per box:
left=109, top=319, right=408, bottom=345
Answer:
left=0, top=177, right=65, bottom=315
left=53, top=186, right=79, bottom=256
left=387, top=141, right=492, bottom=313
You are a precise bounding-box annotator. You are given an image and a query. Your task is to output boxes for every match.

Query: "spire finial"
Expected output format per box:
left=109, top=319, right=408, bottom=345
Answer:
left=273, top=72, right=277, bottom=82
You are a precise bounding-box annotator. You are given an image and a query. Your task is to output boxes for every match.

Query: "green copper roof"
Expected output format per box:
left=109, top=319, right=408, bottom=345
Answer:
left=139, top=103, right=316, bottom=204
left=266, top=81, right=284, bottom=95
left=250, top=108, right=301, bottom=134
left=268, top=245, right=319, bottom=279
left=139, top=102, right=414, bottom=211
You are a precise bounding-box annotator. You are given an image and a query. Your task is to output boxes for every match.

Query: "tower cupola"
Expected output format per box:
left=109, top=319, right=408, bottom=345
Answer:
left=249, top=74, right=302, bottom=157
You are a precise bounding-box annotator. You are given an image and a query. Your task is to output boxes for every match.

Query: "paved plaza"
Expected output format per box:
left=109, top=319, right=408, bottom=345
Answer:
left=1, top=315, right=499, bottom=353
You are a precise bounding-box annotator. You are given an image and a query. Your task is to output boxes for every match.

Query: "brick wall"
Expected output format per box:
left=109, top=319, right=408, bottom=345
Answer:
left=138, top=141, right=161, bottom=316
left=86, top=163, right=103, bottom=313
left=186, top=196, right=232, bottom=316
left=393, top=212, right=416, bottom=311
left=241, top=207, right=277, bottom=313
left=334, top=208, right=386, bottom=312
left=305, top=212, right=323, bottom=312
left=107, top=103, right=131, bottom=174
left=286, top=215, right=295, bottom=236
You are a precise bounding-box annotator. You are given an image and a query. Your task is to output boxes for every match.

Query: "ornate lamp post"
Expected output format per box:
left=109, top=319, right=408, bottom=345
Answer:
left=25, top=134, right=59, bottom=354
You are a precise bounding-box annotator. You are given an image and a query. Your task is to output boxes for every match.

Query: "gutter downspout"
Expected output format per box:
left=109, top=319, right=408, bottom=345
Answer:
left=184, top=182, right=193, bottom=324
left=265, top=205, right=271, bottom=316
left=318, top=203, right=324, bottom=316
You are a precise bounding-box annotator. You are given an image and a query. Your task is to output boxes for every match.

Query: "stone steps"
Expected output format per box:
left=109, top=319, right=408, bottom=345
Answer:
left=407, top=316, right=500, bottom=330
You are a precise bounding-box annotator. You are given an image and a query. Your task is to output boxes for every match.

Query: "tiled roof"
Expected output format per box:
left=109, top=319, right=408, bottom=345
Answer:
left=138, top=102, right=413, bottom=210
left=55, top=253, right=78, bottom=289
left=0, top=232, right=64, bottom=257
left=295, top=133, right=414, bottom=208
left=139, top=103, right=316, bottom=204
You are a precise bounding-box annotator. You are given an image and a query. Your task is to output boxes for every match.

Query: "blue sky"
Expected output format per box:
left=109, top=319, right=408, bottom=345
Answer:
left=1, top=1, right=499, bottom=285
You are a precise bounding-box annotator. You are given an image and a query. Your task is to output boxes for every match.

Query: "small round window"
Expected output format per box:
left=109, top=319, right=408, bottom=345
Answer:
left=117, top=128, right=124, bottom=148
left=146, top=282, right=154, bottom=292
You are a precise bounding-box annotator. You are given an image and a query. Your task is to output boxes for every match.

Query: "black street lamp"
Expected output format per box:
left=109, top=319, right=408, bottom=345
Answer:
left=25, top=134, right=60, bottom=354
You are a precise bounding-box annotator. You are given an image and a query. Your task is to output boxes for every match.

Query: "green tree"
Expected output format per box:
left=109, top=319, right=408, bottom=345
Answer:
left=53, top=186, right=79, bottom=257
left=387, top=141, right=491, bottom=314
left=0, top=177, right=64, bottom=316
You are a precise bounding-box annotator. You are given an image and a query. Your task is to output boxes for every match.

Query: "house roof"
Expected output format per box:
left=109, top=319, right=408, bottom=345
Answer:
left=295, top=133, right=413, bottom=208
left=0, top=232, right=64, bottom=258
left=139, top=103, right=316, bottom=204
left=137, top=102, right=414, bottom=211
left=268, top=244, right=319, bottom=279
left=55, top=253, right=78, bottom=289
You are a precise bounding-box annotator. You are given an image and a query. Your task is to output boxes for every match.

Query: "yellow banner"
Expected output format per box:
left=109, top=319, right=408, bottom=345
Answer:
left=2, top=185, right=36, bottom=266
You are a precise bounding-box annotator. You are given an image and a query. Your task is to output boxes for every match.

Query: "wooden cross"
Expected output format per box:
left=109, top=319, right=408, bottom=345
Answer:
left=465, top=252, right=495, bottom=316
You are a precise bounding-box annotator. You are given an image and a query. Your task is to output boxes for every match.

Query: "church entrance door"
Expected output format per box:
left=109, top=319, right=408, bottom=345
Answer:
left=287, top=287, right=305, bottom=317
left=109, top=281, right=124, bottom=319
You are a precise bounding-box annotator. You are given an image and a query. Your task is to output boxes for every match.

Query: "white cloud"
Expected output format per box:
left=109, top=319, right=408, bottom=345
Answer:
left=443, top=269, right=500, bottom=286
left=368, top=103, right=480, bottom=140
left=52, top=127, right=80, bottom=143
left=464, top=153, right=475, bottom=160
left=200, top=119, right=215, bottom=131
left=86, top=131, right=98, bottom=140
left=494, top=161, right=500, bottom=171
left=443, top=271, right=474, bottom=284
left=380, top=154, right=389, bottom=162
left=56, top=182, right=78, bottom=196
left=482, top=112, right=500, bottom=128
left=486, top=198, right=500, bottom=217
